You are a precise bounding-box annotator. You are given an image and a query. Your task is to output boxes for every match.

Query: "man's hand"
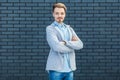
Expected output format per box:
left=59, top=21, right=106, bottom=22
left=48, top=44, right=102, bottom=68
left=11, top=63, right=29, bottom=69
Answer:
left=60, top=41, right=66, bottom=45
left=72, top=36, right=78, bottom=41
left=60, top=36, right=78, bottom=45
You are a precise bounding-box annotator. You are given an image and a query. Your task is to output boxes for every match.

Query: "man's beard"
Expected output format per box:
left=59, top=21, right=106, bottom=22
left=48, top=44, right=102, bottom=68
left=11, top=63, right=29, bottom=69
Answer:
left=57, top=17, right=64, bottom=23
left=57, top=19, right=63, bottom=23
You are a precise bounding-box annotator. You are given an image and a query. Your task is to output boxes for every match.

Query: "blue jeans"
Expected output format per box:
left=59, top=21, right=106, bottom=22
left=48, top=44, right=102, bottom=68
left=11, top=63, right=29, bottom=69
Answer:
left=48, top=70, right=73, bottom=80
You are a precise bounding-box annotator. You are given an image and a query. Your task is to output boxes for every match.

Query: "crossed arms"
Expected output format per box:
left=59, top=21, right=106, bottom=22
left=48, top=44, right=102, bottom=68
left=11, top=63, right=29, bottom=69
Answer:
left=46, top=26, right=83, bottom=53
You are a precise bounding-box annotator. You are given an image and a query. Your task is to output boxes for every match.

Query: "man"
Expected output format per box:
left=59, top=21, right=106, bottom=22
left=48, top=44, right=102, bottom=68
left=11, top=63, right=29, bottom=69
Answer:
left=46, top=3, right=83, bottom=80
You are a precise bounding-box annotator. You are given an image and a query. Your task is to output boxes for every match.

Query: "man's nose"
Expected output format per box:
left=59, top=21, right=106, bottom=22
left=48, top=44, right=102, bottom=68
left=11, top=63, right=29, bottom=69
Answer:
left=58, top=14, right=62, bottom=17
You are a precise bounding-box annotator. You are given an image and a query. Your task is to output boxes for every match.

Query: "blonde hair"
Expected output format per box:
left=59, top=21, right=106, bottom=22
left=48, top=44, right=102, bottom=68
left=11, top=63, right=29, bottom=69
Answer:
left=52, top=3, right=67, bottom=12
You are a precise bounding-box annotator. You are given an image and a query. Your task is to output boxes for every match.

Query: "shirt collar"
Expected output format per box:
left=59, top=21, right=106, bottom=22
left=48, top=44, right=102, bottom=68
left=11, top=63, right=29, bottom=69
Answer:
left=53, top=21, right=66, bottom=28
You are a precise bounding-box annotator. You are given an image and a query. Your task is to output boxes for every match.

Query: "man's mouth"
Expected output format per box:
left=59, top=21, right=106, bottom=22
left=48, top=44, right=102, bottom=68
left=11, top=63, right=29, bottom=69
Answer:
left=57, top=17, right=62, bottom=19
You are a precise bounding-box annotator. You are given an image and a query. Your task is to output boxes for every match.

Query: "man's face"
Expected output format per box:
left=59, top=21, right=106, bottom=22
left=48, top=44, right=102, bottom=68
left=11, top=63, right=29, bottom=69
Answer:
left=53, top=7, right=66, bottom=23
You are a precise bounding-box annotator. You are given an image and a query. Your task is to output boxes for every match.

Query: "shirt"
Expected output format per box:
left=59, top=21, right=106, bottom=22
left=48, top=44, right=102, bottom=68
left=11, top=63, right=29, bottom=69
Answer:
left=53, top=21, right=72, bottom=72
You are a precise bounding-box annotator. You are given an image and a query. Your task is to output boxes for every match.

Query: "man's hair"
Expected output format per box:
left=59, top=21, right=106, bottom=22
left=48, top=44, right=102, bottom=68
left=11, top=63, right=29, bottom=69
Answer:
left=52, top=3, right=67, bottom=12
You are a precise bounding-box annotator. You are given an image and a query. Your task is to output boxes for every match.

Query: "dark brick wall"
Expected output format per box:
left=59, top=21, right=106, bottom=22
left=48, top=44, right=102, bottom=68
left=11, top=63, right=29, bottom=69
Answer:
left=0, top=0, right=120, bottom=80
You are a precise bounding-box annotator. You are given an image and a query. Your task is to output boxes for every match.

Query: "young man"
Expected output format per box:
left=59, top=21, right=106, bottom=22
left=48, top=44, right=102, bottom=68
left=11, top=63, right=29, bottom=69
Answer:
left=46, top=3, right=83, bottom=80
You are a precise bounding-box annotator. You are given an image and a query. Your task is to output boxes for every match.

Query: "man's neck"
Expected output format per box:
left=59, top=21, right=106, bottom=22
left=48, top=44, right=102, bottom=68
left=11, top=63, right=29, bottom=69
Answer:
left=56, top=21, right=63, bottom=24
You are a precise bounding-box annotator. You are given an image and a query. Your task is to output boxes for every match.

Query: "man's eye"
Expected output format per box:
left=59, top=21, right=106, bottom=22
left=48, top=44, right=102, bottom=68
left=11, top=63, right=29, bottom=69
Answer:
left=56, top=13, right=59, bottom=15
left=61, top=13, right=64, bottom=15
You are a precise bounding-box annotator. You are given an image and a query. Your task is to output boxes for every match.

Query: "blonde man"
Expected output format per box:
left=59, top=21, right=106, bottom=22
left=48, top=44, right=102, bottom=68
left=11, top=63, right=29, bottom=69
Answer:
left=46, top=3, right=83, bottom=80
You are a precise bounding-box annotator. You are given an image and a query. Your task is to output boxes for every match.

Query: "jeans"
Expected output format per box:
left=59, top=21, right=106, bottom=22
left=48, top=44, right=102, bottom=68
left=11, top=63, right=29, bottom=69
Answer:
left=48, top=70, right=73, bottom=80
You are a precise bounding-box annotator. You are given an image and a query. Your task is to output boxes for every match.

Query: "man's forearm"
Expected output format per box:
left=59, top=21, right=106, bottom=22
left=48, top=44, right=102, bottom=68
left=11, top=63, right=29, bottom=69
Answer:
left=62, top=36, right=83, bottom=50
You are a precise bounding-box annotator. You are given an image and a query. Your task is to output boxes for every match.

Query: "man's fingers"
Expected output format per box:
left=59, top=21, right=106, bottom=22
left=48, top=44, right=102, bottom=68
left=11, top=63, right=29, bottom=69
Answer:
left=72, top=36, right=78, bottom=41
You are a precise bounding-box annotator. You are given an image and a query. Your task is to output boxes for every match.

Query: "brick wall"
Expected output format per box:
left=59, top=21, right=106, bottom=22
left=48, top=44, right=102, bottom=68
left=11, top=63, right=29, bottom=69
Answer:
left=0, top=0, right=120, bottom=80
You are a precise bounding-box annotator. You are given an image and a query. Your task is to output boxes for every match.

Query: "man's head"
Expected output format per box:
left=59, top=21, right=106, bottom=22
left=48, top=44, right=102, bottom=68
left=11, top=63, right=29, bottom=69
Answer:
left=52, top=3, right=67, bottom=23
